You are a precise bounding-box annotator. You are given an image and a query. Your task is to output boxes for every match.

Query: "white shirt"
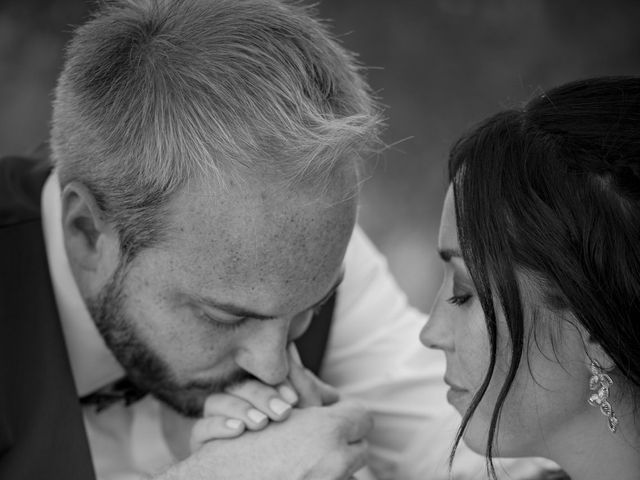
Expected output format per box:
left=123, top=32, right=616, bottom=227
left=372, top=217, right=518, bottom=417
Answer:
left=41, top=172, right=550, bottom=480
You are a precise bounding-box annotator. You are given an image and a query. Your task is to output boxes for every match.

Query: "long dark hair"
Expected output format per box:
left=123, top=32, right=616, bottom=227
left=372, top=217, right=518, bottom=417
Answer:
left=448, top=76, right=640, bottom=476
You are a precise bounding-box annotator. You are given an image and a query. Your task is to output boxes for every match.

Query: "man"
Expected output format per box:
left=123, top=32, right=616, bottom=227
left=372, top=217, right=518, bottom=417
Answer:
left=0, top=0, right=548, bottom=479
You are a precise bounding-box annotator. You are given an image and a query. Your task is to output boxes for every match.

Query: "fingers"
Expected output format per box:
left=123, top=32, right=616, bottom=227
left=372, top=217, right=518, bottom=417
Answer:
left=322, top=440, right=369, bottom=480
left=198, top=375, right=300, bottom=451
left=195, top=344, right=344, bottom=454
left=288, top=342, right=304, bottom=365
left=190, top=416, right=245, bottom=451
left=287, top=344, right=340, bottom=407
left=342, top=441, right=369, bottom=479
left=327, top=400, right=374, bottom=444
left=227, top=380, right=298, bottom=422
left=203, top=393, right=268, bottom=430
left=224, top=379, right=296, bottom=421
left=194, top=380, right=299, bottom=450
left=221, top=380, right=296, bottom=423
left=287, top=360, right=321, bottom=407
left=188, top=399, right=373, bottom=479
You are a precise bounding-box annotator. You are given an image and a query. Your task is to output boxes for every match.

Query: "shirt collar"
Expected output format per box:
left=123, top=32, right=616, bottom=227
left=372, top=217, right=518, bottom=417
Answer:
left=41, top=172, right=125, bottom=397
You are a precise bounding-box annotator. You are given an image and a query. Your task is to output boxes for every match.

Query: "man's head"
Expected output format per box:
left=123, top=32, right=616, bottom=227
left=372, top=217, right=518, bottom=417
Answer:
left=51, top=0, right=380, bottom=416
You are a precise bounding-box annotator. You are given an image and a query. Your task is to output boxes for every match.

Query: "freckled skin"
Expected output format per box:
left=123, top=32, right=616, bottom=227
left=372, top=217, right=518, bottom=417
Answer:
left=163, top=179, right=355, bottom=314
left=88, top=167, right=358, bottom=416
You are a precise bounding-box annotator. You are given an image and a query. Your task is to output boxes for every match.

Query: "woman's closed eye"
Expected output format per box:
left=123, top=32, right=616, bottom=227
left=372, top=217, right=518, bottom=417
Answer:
left=447, top=293, right=472, bottom=306
left=447, top=276, right=474, bottom=307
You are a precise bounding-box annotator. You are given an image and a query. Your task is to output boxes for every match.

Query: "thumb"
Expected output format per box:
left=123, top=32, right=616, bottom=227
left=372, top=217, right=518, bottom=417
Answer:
left=288, top=344, right=340, bottom=407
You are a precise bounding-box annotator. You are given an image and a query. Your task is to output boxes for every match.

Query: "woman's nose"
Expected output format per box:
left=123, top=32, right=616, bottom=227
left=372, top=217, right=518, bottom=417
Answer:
left=420, top=296, right=455, bottom=352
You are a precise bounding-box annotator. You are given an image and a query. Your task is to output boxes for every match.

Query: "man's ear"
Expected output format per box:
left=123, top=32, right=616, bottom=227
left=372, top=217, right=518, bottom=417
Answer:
left=61, top=182, right=118, bottom=272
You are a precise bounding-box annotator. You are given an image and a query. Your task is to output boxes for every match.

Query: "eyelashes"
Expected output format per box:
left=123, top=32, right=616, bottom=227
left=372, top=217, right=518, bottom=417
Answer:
left=447, top=294, right=472, bottom=306
left=194, top=307, right=247, bottom=331
left=200, top=300, right=328, bottom=332
left=201, top=313, right=247, bottom=332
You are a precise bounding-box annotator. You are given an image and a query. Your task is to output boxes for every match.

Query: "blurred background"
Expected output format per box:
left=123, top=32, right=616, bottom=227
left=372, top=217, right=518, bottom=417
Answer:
left=1, top=0, right=640, bottom=312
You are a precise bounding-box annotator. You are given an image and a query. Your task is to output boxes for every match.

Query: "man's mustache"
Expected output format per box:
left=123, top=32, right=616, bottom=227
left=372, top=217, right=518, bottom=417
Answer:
left=180, top=369, right=255, bottom=395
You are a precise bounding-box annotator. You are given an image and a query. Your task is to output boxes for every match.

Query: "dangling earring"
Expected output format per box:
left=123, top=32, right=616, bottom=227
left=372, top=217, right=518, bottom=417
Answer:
left=588, top=359, right=619, bottom=433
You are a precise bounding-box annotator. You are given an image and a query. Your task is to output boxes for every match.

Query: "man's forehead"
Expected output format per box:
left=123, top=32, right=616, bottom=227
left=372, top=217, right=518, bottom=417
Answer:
left=168, top=177, right=356, bottom=242
left=153, top=176, right=357, bottom=313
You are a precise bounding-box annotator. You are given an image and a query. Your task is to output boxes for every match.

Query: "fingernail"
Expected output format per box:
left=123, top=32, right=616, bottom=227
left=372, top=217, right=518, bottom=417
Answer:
left=225, top=418, right=243, bottom=430
left=247, top=408, right=268, bottom=425
left=269, top=397, right=292, bottom=417
left=278, top=385, right=298, bottom=405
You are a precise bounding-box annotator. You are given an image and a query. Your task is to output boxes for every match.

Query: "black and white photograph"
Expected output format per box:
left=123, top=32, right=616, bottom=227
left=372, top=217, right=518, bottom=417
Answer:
left=1, top=1, right=639, bottom=479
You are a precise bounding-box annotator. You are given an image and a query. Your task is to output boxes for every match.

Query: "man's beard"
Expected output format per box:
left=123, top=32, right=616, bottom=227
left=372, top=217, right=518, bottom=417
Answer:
left=85, top=259, right=250, bottom=418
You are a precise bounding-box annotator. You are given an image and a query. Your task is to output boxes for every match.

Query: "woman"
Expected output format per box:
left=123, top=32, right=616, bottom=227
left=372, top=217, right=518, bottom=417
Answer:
left=420, top=76, right=640, bottom=480
left=179, top=76, right=640, bottom=479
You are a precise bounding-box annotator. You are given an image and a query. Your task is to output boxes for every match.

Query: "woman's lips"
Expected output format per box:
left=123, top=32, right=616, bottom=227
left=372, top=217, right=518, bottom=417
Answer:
left=444, top=377, right=468, bottom=409
left=444, top=377, right=467, bottom=392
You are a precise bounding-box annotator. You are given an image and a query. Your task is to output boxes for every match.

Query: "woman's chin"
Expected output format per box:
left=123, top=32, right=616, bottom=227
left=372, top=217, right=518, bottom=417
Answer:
left=461, top=430, right=490, bottom=455
left=462, top=426, right=531, bottom=460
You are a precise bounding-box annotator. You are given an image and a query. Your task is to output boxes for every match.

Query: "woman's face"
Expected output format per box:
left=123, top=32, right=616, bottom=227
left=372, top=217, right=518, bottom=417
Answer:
left=420, top=186, right=595, bottom=458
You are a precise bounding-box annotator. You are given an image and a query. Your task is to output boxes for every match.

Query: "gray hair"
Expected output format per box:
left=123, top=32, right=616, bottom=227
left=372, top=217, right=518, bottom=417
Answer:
left=50, top=0, right=381, bottom=258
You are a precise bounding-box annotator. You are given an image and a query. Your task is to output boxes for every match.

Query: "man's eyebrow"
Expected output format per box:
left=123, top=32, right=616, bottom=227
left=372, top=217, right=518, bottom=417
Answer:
left=191, top=272, right=345, bottom=321
left=309, top=272, right=344, bottom=312
left=438, top=248, right=462, bottom=262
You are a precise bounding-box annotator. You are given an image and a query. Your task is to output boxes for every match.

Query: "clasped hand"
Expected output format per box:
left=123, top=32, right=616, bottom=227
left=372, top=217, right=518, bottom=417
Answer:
left=159, top=346, right=372, bottom=480
left=190, top=345, right=340, bottom=447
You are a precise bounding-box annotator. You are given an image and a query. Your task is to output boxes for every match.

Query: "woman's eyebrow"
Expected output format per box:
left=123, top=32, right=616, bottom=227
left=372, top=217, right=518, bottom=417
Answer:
left=438, top=248, right=462, bottom=262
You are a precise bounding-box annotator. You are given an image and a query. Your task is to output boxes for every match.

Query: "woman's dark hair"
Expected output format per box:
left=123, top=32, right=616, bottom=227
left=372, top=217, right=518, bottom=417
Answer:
left=448, top=76, right=640, bottom=476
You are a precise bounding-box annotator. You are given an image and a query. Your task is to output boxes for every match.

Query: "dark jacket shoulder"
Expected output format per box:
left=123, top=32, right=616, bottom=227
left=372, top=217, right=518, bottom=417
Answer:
left=0, top=154, right=95, bottom=479
left=0, top=156, right=52, bottom=227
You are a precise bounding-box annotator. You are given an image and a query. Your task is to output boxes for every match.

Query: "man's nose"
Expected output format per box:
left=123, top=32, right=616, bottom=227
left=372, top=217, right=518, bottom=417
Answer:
left=234, top=319, right=290, bottom=385
left=420, top=294, right=454, bottom=352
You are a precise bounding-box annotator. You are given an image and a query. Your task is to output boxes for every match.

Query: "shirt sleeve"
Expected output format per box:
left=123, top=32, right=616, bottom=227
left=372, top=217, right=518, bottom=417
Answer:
left=322, top=225, right=554, bottom=480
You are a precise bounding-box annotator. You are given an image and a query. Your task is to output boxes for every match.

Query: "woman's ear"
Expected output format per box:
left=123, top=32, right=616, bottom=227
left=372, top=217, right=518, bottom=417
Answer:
left=584, top=335, right=615, bottom=372
left=61, top=181, right=118, bottom=272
